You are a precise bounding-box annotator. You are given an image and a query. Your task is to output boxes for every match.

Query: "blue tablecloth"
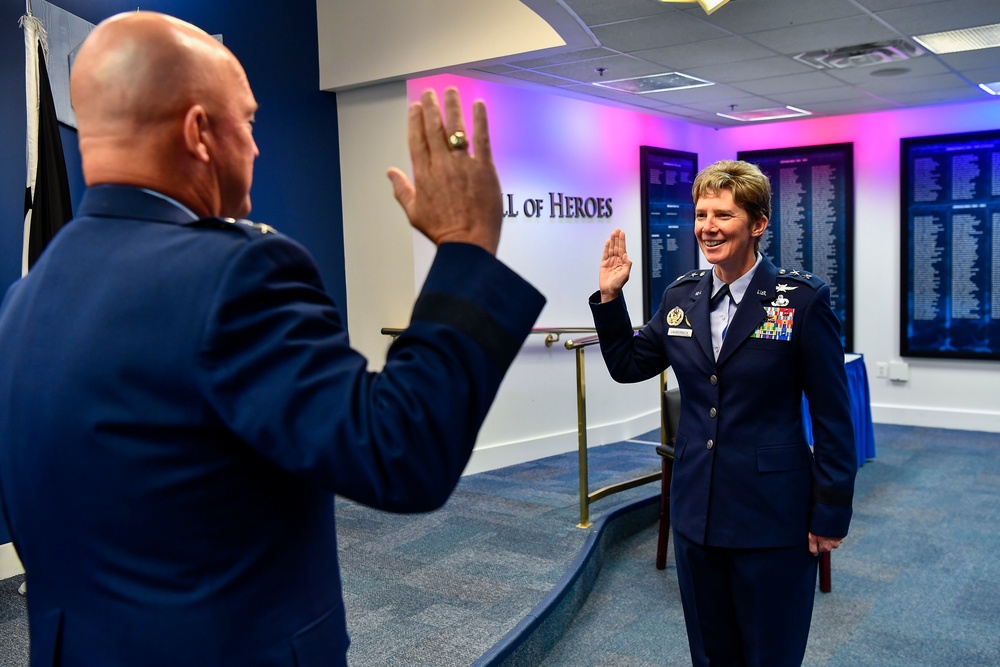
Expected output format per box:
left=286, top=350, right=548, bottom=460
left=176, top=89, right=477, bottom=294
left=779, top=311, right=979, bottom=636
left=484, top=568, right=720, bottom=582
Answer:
left=803, top=353, right=876, bottom=467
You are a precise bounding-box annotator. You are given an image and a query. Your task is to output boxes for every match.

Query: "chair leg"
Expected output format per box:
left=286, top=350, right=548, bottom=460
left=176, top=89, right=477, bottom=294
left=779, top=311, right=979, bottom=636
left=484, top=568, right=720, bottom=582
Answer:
left=819, top=551, right=831, bottom=593
left=656, top=457, right=673, bottom=570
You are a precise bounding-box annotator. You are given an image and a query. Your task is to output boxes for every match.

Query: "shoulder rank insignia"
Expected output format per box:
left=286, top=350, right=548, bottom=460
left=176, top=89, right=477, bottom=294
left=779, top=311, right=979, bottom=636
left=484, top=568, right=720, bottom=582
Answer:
left=667, top=270, right=704, bottom=288
left=198, top=217, right=277, bottom=235
left=230, top=218, right=277, bottom=235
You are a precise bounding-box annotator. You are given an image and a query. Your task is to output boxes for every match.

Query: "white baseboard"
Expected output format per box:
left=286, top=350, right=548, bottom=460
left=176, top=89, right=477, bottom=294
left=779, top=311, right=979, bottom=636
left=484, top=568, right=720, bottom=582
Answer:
left=464, top=410, right=661, bottom=475
left=872, top=403, right=1000, bottom=433
left=0, top=542, right=24, bottom=580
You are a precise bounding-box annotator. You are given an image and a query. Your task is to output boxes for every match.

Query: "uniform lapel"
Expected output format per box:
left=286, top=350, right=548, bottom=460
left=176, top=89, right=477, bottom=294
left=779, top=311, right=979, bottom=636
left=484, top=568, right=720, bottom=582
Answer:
left=716, top=258, right=779, bottom=367
left=685, top=271, right=715, bottom=363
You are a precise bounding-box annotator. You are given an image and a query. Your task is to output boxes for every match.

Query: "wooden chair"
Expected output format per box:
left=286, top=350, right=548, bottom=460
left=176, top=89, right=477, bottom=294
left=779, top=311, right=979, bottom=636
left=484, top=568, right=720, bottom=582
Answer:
left=654, top=386, right=832, bottom=592
left=655, top=387, right=680, bottom=570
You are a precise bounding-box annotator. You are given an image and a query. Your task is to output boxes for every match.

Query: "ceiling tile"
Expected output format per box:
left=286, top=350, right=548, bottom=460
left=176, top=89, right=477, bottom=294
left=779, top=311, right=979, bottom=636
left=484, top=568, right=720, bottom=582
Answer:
left=684, top=56, right=818, bottom=83
left=877, top=1, right=1000, bottom=36
left=495, top=69, right=579, bottom=87
left=591, top=12, right=729, bottom=52
left=853, top=71, right=971, bottom=94
left=560, top=0, right=671, bottom=26
left=635, top=37, right=776, bottom=70
left=765, top=85, right=879, bottom=106
left=695, top=0, right=865, bottom=34
left=536, top=55, right=665, bottom=83
left=880, top=88, right=991, bottom=106
left=744, top=16, right=898, bottom=55
left=506, top=48, right=620, bottom=69
left=734, top=71, right=844, bottom=95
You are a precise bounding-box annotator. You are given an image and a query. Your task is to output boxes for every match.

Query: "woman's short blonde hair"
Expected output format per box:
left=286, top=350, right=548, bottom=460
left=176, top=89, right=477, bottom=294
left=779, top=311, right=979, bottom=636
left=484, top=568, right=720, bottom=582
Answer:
left=692, top=160, right=771, bottom=223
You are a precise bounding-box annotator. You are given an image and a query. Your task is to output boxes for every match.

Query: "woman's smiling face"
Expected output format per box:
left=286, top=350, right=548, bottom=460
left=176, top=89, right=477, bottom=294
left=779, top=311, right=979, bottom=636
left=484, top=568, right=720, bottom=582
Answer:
left=694, top=188, right=767, bottom=281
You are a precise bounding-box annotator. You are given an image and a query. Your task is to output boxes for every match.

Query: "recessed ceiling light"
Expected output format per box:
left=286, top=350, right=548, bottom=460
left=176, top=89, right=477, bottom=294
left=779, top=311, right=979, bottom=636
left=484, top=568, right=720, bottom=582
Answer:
left=913, top=22, right=1000, bottom=54
left=716, top=106, right=813, bottom=122
left=979, top=81, right=1000, bottom=95
left=593, top=72, right=714, bottom=94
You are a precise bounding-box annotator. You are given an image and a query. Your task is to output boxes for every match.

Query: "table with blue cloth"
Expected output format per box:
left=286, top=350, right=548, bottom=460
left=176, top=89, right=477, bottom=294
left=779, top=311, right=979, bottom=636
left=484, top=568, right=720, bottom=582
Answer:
left=803, top=353, right=876, bottom=467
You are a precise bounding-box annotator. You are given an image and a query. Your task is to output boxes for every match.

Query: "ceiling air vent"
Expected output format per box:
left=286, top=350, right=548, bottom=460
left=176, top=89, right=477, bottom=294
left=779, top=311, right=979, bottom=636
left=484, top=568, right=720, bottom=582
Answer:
left=793, top=40, right=924, bottom=69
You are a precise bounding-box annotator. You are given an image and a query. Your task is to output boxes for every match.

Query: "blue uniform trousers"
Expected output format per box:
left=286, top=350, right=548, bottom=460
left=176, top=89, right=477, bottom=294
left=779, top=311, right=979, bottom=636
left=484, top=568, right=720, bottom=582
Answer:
left=673, top=530, right=818, bottom=667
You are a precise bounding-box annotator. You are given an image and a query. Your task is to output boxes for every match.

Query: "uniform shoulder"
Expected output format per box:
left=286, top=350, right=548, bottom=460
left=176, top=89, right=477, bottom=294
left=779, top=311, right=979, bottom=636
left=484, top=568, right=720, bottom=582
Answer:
left=191, top=217, right=280, bottom=239
left=773, top=267, right=826, bottom=291
left=666, top=269, right=709, bottom=289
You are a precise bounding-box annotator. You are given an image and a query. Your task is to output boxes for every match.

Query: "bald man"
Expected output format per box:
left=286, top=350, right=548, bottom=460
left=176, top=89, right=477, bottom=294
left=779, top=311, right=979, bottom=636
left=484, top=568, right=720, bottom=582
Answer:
left=0, top=11, right=543, bottom=666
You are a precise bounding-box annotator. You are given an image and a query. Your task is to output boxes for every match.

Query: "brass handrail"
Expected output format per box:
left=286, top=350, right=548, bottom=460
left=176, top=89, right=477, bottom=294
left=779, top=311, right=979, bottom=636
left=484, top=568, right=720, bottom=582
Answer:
left=380, top=326, right=661, bottom=529
left=560, top=332, right=660, bottom=528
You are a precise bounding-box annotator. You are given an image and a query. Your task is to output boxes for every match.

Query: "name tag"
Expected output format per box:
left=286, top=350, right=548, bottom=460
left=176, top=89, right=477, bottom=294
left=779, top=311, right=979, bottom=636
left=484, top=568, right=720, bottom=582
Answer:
left=668, top=327, right=693, bottom=338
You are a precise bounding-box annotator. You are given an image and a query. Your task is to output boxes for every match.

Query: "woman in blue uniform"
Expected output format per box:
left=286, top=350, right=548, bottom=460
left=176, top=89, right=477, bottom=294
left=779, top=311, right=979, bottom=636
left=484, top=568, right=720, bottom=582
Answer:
left=590, top=160, right=857, bottom=667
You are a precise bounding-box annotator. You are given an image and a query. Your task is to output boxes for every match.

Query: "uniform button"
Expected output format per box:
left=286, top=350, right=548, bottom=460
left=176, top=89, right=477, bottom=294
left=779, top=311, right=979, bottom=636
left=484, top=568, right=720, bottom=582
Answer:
left=709, top=375, right=718, bottom=385
left=709, top=407, right=717, bottom=418
left=706, top=439, right=714, bottom=449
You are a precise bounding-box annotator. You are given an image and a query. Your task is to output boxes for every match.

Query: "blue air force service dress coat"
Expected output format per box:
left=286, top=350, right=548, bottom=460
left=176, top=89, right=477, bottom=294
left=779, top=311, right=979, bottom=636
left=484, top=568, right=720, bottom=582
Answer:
left=589, top=257, right=856, bottom=549
left=0, top=185, right=545, bottom=667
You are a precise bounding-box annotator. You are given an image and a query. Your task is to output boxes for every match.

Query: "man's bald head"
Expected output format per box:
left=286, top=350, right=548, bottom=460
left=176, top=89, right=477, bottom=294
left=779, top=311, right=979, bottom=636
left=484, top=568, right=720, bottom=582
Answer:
left=71, top=11, right=259, bottom=218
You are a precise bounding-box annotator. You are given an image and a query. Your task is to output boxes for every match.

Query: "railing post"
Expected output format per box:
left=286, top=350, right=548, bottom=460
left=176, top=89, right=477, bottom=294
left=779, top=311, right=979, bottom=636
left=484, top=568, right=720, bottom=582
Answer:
left=575, top=346, right=591, bottom=529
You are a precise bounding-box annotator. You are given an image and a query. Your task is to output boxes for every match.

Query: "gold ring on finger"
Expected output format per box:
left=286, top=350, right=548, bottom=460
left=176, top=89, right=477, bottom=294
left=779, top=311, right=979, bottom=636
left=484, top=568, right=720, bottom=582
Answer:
left=448, top=131, right=469, bottom=151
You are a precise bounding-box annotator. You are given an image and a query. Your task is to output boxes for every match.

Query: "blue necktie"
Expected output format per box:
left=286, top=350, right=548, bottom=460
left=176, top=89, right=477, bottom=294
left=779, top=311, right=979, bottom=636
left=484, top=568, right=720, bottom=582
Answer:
left=712, top=285, right=732, bottom=342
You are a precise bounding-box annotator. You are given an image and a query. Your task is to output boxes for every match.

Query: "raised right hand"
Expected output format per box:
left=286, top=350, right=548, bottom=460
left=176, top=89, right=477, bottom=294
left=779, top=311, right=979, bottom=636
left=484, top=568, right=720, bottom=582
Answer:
left=600, top=228, right=632, bottom=303
left=386, top=87, right=502, bottom=256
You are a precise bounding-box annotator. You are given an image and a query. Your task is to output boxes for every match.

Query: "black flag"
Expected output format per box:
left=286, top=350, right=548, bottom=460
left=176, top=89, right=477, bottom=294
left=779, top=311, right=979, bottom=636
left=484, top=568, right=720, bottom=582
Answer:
left=22, top=13, right=73, bottom=274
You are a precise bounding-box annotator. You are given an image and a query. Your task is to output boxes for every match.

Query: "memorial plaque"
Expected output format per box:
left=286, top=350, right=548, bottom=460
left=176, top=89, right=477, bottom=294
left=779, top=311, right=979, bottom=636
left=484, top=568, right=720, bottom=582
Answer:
left=901, top=130, right=1000, bottom=360
left=640, top=147, right=699, bottom=322
left=739, top=144, right=855, bottom=350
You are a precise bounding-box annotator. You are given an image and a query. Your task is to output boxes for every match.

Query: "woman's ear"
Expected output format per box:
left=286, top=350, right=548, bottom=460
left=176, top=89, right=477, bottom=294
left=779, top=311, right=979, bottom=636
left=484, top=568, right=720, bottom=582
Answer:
left=751, top=214, right=768, bottom=237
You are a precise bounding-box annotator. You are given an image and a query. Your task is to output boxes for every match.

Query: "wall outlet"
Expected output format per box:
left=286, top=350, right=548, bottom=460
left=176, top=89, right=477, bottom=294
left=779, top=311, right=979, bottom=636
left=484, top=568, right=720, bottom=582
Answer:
left=889, top=360, right=910, bottom=382
left=876, top=362, right=889, bottom=378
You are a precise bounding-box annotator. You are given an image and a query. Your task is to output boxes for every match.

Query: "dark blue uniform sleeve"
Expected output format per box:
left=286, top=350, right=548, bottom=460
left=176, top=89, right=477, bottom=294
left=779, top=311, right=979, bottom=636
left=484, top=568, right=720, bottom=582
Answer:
left=588, top=291, right=670, bottom=383
left=797, top=282, right=857, bottom=538
left=199, top=237, right=545, bottom=512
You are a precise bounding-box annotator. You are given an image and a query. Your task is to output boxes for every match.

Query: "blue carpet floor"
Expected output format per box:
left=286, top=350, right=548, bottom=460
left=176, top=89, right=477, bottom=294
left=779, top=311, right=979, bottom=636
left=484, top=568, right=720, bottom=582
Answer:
left=0, top=424, right=998, bottom=666
left=534, top=424, right=1000, bottom=667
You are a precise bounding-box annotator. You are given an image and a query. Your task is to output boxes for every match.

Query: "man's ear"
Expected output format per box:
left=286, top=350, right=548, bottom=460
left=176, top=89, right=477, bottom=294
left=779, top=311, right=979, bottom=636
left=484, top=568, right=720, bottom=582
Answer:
left=183, top=105, right=210, bottom=163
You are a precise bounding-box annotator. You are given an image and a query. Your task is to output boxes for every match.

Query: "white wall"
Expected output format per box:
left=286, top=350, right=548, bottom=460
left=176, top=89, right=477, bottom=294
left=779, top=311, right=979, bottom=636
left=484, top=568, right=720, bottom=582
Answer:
left=337, top=81, right=415, bottom=366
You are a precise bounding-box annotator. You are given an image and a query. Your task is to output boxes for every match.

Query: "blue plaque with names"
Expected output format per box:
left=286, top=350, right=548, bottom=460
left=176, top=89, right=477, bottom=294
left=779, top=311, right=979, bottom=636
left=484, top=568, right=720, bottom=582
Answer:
left=901, top=130, right=1000, bottom=360
left=739, top=144, right=855, bottom=351
left=640, top=146, right=698, bottom=323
